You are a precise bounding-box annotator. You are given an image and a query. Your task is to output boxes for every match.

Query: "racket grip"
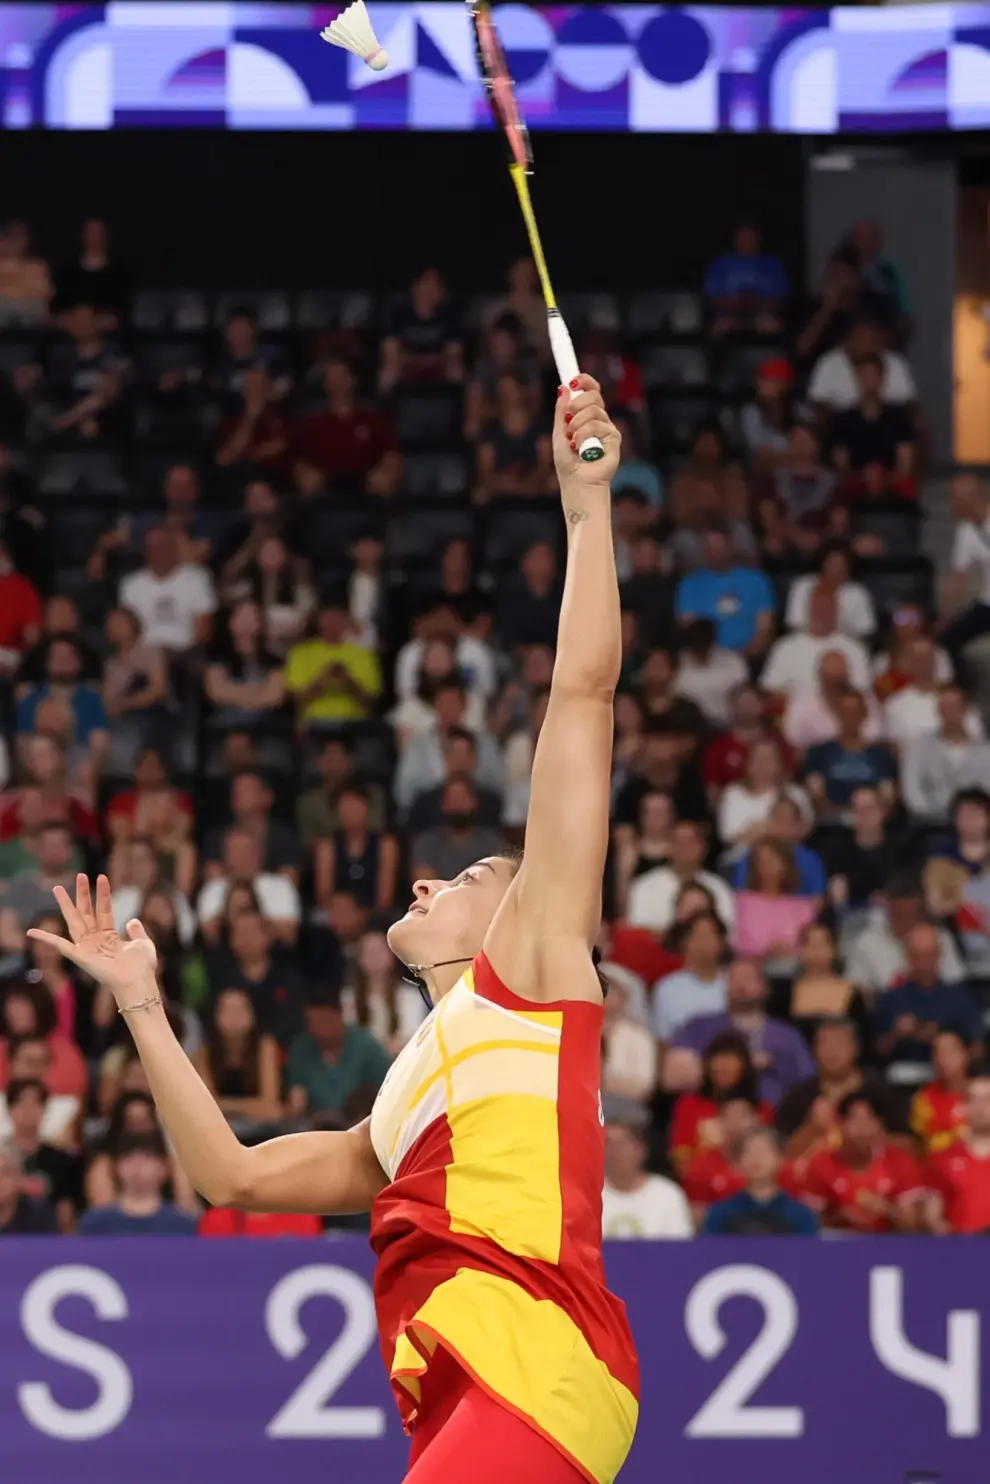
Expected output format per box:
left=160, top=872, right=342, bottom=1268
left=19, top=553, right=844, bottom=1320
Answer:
left=547, top=310, right=605, bottom=463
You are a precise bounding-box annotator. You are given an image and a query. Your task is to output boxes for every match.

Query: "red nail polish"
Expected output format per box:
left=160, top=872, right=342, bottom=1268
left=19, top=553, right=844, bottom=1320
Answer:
left=569, top=378, right=580, bottom=391
left=565, top=413, right=573, bottom=424
left=557, top=385, right=565, bottom=398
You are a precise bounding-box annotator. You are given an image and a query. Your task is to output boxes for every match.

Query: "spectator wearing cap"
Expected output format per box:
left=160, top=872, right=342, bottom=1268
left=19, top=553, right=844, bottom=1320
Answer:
left=6, top=1077, right=82, bottom=1231
left=873, top=923, right=981, bottom=1077
left=846, top=875, right=964, bottom=993
left=287, top=984, right=391, bottom=1126
left=79, top=1131, right=198, bottom=1235
left=784, top=541, right=876, bottom=640
left=0, top=1140, right=56, bottom=1234
left=794, top=1090, right=925, bottom=1232
left=938, top=474, right=990, bottom=685
left=704, top=222, right=789, bottom=338
left=285, top=596, right=382, bottom=726
left=675, top=528, right=775, bottom=659
left=807, top=318, right=917, bottom=421
left=702, top=1127, right=817, bottom=1235
left=674, top=620, right=748, bottom=730
left=926, top=1076, right=990, bottom=1234
left=601, top=1103, right=692, bottom=1240
left=902, top=683, right=990, bottom=821
left=119, top=530, right=217, bottom=655
left=884, top=641, right=984, bottom=750
left=830, top=352, right=917, bottom=499
left=295, top=357, right=402, bottom=498
left=197, top=830, right=301, bottom=948
left=739, top=357, right=803, bottom=470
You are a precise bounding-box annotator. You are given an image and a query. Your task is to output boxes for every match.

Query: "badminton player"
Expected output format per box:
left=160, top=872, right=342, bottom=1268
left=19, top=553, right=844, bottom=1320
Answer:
left=32, top=374, right=639, bottom=1484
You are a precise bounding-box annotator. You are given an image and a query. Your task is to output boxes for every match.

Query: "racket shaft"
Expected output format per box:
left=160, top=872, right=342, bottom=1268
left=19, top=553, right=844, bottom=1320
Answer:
left=548, top=312, right=605, bottom=463
left=509, top=165, right=555, bottom=308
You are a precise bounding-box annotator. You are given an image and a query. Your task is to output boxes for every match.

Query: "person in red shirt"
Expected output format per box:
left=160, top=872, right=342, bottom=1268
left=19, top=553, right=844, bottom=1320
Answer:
left=701, top=684, right=794, bottom=794
left=295, top=357, right=401, bottom=498
left=0, top=539, right=41, bottom=673
left=680, top=1094, right=789, bottom=1217
left=926, top=1076, right=990, bottom=1234
left=0, top=737, right=100, bottom=844
left=910, top=1028, right=970, bottom=1154
left=796, top=1089, right=925, bottom=1232
left=670, top=1033, right=774, bottom=1173
left=105, top=746, right=193, bottom=846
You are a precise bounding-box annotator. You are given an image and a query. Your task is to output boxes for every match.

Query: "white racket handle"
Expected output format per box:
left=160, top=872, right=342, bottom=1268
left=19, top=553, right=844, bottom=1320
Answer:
left=547, top=309, right=605, bottom=463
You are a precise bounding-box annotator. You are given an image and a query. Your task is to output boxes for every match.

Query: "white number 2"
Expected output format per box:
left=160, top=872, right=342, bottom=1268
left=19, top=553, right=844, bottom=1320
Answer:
left=265, top=1265, right=386, bottom=1439
left=684, top=1264, right=803, bottom=1439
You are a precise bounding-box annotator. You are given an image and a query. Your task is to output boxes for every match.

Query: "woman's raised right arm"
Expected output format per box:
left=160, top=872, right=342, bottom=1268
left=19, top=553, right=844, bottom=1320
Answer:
left=30, top=876, right=387, bottom=1215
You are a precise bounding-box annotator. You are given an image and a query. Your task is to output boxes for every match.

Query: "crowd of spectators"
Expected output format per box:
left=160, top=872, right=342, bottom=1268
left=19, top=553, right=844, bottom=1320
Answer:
left=0, top=211, right=989, bottom=1242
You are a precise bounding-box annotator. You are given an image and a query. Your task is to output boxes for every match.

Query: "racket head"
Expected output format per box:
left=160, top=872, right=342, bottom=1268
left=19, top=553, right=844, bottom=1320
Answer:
left=469, top=0, right=533, bottom=175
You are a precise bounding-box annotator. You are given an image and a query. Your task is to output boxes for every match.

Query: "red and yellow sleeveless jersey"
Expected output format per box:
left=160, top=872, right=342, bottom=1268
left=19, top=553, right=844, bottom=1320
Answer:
left=369, top=953, right=639, bottom=1484
left=909, top=1080, right=966, bottom=1153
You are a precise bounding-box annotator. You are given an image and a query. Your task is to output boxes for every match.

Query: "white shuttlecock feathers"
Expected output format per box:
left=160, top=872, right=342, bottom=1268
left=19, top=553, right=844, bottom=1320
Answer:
left=320, top=1, right=388, bottom=71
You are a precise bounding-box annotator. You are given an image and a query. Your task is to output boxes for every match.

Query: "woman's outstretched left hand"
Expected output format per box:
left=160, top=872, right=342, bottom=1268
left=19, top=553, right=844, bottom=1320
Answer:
left=27, top=874, right=158, bottom=1008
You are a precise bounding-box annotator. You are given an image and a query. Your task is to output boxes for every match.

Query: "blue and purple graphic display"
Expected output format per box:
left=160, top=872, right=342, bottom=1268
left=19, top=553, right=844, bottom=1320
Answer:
left=1, top=3, right=990, bottom=133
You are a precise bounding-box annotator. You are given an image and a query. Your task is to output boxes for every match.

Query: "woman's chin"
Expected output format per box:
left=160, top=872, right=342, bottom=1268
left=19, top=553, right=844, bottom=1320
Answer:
left=387, top=915, right=423, bottom=964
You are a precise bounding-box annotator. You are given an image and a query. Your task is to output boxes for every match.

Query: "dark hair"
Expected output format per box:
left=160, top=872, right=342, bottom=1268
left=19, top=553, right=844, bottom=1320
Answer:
left=335, top=778, right=371, bottom=806
left=953, top=788, right=990, bottom=823
left=747, top=838, right=798, bottom=894
left=6, top=1033, right=48, bottom=1060
left=114, top=1130, right=168, bottom=1163
left=350, top=952, right=402, bottom=1040
left=819, top=538, right=852, bottom=569
left=105, top=1091, right=158, bottom=1154
left=838, top=1088, right=887, bottom=1124
left=443, top=726, right=477, bottom=753
left=1, top=980, right=57, bottom=1039
left=6, top=1076, right=48, bottom=1110
left=700, top=1032, right=760, bottom=1103
left=226, top=305, right=257, bottom=326
left=643, top=715, right=680, bottom=740
left=681, top=618, right=717, bottom=654
left=305, top=982, right=342, bottom=1011
left=433, top=678, right=467, bottom=702
left=206, top=988, right=261, bottom=1098
left=885, top=873, right=923, bottom=902
left=670, top=907, right=727, bottom=956
left=855, top=351, right=884, bottom=375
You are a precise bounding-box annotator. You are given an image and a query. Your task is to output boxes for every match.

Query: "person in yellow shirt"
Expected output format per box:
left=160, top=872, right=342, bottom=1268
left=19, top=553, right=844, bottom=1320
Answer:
left=285, top=598, right=382, bottom=724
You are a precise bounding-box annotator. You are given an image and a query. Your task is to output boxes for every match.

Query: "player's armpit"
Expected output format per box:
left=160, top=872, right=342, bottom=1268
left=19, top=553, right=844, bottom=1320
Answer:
left=233, top=1119, right=387, bottom=1215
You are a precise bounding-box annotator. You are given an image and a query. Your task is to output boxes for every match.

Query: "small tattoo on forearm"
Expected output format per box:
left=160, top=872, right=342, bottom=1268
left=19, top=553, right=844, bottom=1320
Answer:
left=566, top=509, right=589, bottom=525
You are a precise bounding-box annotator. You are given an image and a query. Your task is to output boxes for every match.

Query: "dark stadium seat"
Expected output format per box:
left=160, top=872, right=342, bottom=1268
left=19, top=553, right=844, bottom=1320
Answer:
left=132, top=290, right=209, bottom=332
left=849, top=498, right=923, bottom=556
left=402, top=451, right=471, bottom=500
left=386, top=506, right=476, bottom=567
left=482, top=499, right=562, bottom=570
left=859, top=555, right=936, bottom=619
left=390, top=387, right=463, bottom=448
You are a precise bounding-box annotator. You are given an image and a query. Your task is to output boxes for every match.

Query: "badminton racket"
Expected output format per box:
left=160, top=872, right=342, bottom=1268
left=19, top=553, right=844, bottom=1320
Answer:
left=468, top=0, right=605, bottom=463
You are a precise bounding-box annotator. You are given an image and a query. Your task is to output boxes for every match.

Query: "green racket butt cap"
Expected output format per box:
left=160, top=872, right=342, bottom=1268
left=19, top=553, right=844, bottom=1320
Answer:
left=579, top=444, right=606, bottom=463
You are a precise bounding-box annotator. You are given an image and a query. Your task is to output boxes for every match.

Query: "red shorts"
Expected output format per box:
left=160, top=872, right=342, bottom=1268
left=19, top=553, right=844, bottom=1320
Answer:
left=404, top=1350, right=586, bottom=1484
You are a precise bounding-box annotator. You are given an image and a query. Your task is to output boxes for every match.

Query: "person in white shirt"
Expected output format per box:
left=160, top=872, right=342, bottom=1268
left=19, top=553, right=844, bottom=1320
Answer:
left=939, top=474, right=990, bottom=685
left=628, top=820, right=735, bottom=933
left=785, top=541, right=875, bottom=639
left=118, top=529, right=216, bottom=653
left=807, top=319, right=916, bottom=413
left=674, top=618, right=748, bottom=728
left=884, top=637, right=984, bottom=750
left=902, top=683, right=990, bottom=820
left=602, top=1104, right=693, bottom=1240
left=601, top=974, right=657, bottom=1103
left=196, top=830, right=300, bottom=946
left=845, top=878, right=964, bottom=992
left=394, top=604, right=496, bottom=711
left=718, top=737, right=809, bottom=854
left=761, top=589, right=870, bottom=701
left=784, top=649, right=884, bottom=752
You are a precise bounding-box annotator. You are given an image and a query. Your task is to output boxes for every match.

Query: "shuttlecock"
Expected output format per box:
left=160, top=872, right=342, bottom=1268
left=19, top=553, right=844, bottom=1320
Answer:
left=321, top=1, right=388, bottom=71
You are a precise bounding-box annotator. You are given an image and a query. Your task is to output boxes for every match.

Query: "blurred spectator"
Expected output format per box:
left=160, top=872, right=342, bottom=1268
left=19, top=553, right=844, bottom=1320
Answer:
left=601, top=975, right=656, bottom=1104
left=704, top=222, right=788, bottom=337
left=297, top=736, right=384, bottom=848
left=42, top=302, right=126, bottom=441
left=23, top=908, right=92, bottom=1050
left=846, top=875, right=964, bottom=992
left=611, top=417, right=663, bottom=509
left=0, top=821, right=77, bottom=944
left=285, top=596, right=382, bottom=726
left=739, top=357, right=801, bottom=470
left=669, top=426, right=749, bottom=529
left=776, top=1017, right=892, bottom=1160
left=939, top=474, right=990, bottom=684
left=927, top=788, right=990, bottom=881
left=295, top=357, right=401, bottom=497
left=17, top=593, right=101, bottom=686
left=627, top=820, right=734, bottom=935
left=784, top=541, right=876, bottom=639
left=910, top=1028, right=970, bottom=1155
left=804, top=688, right=897, bottom=815
left=411, top=776, right=506, bottom=880
left=314, top=781, right=398, bottom=912
left=670, top=958, right=814, bottom=1107
left=501, top=686, right=549, bottom=833
left=395, top=689, right=504, bottom=819
left=6, top=1078, right=81, bottom=1231
left=579, top=327, right=646, bottom=417
left=287, top=983, right=390, bottom=1124
left=636, top=648, right=707, bottom=740
left=464, top=315, right=540, bottom=441
left=0, top=1024, right=85, bottom=1146
left=668, top=1032, right=774, bottom=1171
left=495, top=540, right=561, bottom=650
left=482, top=257, right=548, bottom=361
left=203, top=598, right=286, bottom=727
left=413, top=538, right=492, bottom=637
left=613, top=789, right=675, bottom=920
left=601, top=1105, right=692, bottom=1239
left=0, top=220, right=51, bottom=328
left=109, top=837, right=196, bottom=944
left=844, top=219, right=911, bottom=341
left=679, top=1095, right=762, bottom=1218
left=341, top=928, right=424, bottom=1057
left=213, top=307, right=290, bottom=409
left=16, top=636, right=108, bottom=764
left=925, top=1076, right=990, bottom=1233
left=126, top=463, right=216, bottom=569
left=873, top=604, right=951, bottom=703
left=701, top=684, right=773, bottom=796
left=197, top=831, right=301, bottom=947
left=758, top=425, right=839, bottom=560
left=788, top=925, right=868, bottom=1046
left=119, top=530, right=216, bottom=655
left=732, top=841, right=818, bottom=962
left=380, top=267, right=463, bottom=391
left=474, top=375, right=553, bottom=502
left=205, top=771, right=301, bottom=884
left=901, top=684, right=990, bottom=820
left=395, top=603, right=497, bottom=714
left=830, top=353, right=916, bottom=497
left=664, top=482, right=755, bottom=577
left=219, top=533, right=314, bottom=657
left=807, top=318, right=916, bottom=419
left=0, top=1140, right=56, bottom=1234
left=106, top=745, right=192, bottom=845
left=54, top=217, right=129, bottom=328
left=102, top=607, right=170, bottom=772
left=729, top=795, right=826, bottom=898
left=406, top=726, right=504, bottom=833
left=193, top=988, right=283, bottom=1127
left=783, top=650, right=883, bottom=753
left=795, top=1090, right=925, bottom=1231
left=79, top=1131, right=198, bottom=1235
left=0, top=538, right=41, bottom=675
left=203, top=908, right=302, bottom=1046
left=762, top=591, right=870, bottom=702
left=673, top=619, right=748, bottom=729
left=0, top=738, right=99, bottom=846
left=675, top=529, right=775, bottom=658
left=215, top=369, right=291, bottom=477
left=652, top=909, right=727, bottom=1043
left=717, top=737, right=807, bottom=853
left=348, top=533, right=385, bottom=648
left=884, top=642, right=984, bottom=749
left=873, top=923, right=980, bottom=1073
left=702, top=1128, right=817, bottom=1235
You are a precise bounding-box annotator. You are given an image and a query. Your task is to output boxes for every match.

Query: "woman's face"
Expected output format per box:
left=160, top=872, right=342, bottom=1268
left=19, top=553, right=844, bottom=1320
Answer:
left=640, top=793, right=672, bottom=839
left=215, top=990, right=255, bottom=1039
left=230, top=601, right=262, bottom=643
left=956, top=802, right=989, bottom=839
left=358, top=931, right=394, bottom=978
left=801, top=925, right=834, bottom=974
left=122, top=1100, right=156, bottom=1134
left=709, top=1051, right=744, bottom=1092
left=3, top=994, right=39, bottom=1038
left=142, top=892, right=176, bottom=932
left=934, top=1033, right=968, bottom=1083
left=27, top=736, right=61, bottom=784
left=388, top=859, right=515, bottom=996
left=422, top=639, right=455, bottom=682
left=754, top=845, right=786, bottom=892
left=686, top=917, right=721, bottom=964
left=757, top=376, right=785, bottom=403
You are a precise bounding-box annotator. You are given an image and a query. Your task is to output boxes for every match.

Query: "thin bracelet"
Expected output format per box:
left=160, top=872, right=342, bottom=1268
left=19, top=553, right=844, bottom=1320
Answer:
left=117, top=994, right=163, bottom=1016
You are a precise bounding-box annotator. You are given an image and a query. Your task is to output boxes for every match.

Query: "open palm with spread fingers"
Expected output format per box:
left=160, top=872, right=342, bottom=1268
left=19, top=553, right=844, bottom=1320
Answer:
left=28, top=874, right=158, bottom=1007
